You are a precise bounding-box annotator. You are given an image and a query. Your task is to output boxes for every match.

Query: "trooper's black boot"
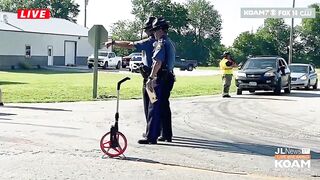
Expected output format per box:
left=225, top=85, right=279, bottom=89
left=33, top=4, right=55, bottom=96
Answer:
left=138, top=139, right=157, bottom=144
left=158, top=137, right=172, bottom=142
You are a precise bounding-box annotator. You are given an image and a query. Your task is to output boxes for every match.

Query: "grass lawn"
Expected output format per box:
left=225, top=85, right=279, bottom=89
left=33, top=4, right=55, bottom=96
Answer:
left=0, top=70, right=236, bottom=103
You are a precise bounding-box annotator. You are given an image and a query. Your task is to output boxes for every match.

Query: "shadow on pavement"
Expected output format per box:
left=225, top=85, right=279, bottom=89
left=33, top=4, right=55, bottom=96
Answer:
left=0, top=121, right=80, bottom=130
left=232, top=96, right=296, bottom=101
left=249, top=91, right=320, bottom=98
left=0, top=118, right=12, bottom=120
left=103, top=155, right=248, bottom=175
left=287, top=91, right=320, bottom=98
left=157, top=136, right=320, bottom=159
left=3, top=105, right=72, bottom=112
left=118, top=156, right=160, bottom=164
left=0, top=112, right=16, bottom=116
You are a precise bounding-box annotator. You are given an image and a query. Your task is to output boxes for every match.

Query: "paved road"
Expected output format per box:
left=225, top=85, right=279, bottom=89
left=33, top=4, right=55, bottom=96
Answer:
left=0, top=89, right=319, bottom=179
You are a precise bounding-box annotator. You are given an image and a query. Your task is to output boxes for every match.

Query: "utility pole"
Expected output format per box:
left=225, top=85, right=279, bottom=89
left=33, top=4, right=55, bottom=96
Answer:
left=288, top=0, right=296, bottom=64
left=84, top=0, right=88, bottom=27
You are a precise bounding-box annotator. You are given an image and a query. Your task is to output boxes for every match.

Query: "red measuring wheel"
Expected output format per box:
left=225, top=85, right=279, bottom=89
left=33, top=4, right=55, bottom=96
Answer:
left=100, top=131, right=127, bottom=158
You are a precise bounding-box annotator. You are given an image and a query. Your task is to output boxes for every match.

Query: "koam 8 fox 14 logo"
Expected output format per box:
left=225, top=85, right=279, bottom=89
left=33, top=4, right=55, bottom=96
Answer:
left=17, top=9, right=50, bottom=19
left=275, top=147, right=311, bottom=168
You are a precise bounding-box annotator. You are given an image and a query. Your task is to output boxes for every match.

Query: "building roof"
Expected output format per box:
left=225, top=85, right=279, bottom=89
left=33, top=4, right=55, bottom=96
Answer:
left=0, top=11, right=88, bottom=37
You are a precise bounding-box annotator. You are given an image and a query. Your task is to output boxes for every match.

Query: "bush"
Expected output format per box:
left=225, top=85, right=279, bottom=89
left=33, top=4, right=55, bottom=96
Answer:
left=18, top=61, right=32, bottom=70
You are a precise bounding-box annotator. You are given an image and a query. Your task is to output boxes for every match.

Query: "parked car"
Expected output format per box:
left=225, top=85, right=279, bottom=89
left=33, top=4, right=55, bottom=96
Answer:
left=122, top=52, right=142, bottom=68
left=289, top=63, right=318, bottom=90
left=235, top=56, right=291, bottom=95
left=87, top=51, right=122, bottom=69
left=175, top=57, right=198, bottom=71
left=129, top=55, right=143, bottom=73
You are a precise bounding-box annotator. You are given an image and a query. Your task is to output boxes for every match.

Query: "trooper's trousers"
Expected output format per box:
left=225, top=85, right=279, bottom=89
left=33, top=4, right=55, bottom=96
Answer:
left=160, top=74, right=175, bottom=139
left=146, top=74, right=175, bottom=141
left=142, top=79, right=150, bottom=131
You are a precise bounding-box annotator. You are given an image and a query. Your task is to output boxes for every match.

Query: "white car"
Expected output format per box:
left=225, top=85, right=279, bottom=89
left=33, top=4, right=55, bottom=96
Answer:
left=129, top=55, right=143, bottom=73
left=289, top=63, right=318, bottom=90
left=87, top=51, right=122, bottom=69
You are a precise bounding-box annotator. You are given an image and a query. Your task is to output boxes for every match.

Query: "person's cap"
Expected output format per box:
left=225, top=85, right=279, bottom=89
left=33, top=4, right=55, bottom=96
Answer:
left=142, top=16, right=156, bottom=29
left=223, top=51, right=231, bottom=57
left=150, top=17, right=169, bottom=31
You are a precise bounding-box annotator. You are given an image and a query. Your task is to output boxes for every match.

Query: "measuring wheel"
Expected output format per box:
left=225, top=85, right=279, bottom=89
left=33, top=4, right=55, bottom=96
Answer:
left=100, top=77, right=130, bottom=158
left=100, top=131, right=127, bottom=157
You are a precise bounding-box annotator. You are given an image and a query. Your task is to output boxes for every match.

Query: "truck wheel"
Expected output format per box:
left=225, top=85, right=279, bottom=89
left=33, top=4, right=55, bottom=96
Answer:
left=116, top=61, right=121, bottom=69
left=187, top=65, right=194, bottom=71
left=274, top=78, right=281, bottom=95
left=88, top=64, right=93, bottom=69
left=313, top=79, right=318, bottom=90
left=236, top=88, right=242, bottom=95
left=103, top=62, right=108, bottom=69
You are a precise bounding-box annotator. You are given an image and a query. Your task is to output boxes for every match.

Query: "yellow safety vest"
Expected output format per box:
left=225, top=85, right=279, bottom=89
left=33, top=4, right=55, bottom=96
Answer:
left=219, top=58, right=233, bottom=75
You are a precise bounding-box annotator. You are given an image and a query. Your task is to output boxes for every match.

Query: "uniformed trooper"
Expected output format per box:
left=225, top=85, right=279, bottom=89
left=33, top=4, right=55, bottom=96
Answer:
left=138, top=17, right=175, bottom=144
left=104, top=16, right=156, bottom=135
left=219, top=51, right=237, bottom=98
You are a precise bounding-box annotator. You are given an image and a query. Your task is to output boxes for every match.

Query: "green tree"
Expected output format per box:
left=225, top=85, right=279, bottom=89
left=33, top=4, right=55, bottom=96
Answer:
left=111, top=20, right=140, bottom=56
left=186, top=0, right=222, bottom=65
left=256, top=18, right=290, bottom=59
left=232, top=18, right=290, bottom=63
left=152, top=0, right=189, bottom=34
left=299, top=3, right=320, bottom=66
left=187, top=0, right=222, bottom=43
left=233, top=31, right=260, bottom=62
left=131, top=0, right=155, bottom=38
left=0, top=0, right=80, bottom=22
left=130, top=0, right=224, bottom=65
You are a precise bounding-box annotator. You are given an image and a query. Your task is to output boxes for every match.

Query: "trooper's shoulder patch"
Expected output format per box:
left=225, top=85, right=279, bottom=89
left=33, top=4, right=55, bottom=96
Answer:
left=153, top=41, right=157, bottom=48
left=155, top=40, right=164, bottom=51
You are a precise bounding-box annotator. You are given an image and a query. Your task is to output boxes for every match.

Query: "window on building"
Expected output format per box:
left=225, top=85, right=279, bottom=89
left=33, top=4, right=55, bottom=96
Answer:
left=25, top=45, right=31, bottom=58
left=48, top=48, right=52, bottom=56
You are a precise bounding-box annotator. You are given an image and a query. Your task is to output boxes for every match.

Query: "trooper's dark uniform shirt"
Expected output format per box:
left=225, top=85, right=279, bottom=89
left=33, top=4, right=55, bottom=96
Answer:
left=152, top=35, right=175, bottom=71
left=134, top=37, right=156, bottom=67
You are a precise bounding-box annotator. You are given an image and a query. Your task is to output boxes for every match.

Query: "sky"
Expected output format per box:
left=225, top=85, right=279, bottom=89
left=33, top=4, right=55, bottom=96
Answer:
left=75, top=0, right=319, bottom=46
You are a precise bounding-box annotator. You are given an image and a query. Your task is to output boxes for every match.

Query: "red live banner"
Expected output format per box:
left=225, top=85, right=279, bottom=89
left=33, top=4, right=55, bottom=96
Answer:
left=17, top=9, right=50, bottom=19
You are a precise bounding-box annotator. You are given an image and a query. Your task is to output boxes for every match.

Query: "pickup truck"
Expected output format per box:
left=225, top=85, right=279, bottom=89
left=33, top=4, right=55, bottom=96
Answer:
left=129, top=55, right=143, bottom=73
left=87, top=51, right=122, bottom=69
left=122, top=52, right=142, bottom=68
left=175, top=57, right=198, bottom=71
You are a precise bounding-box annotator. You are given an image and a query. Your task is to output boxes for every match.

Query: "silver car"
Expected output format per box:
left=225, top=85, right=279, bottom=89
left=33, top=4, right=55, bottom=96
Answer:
left=289, top=63, right=318, bottom=90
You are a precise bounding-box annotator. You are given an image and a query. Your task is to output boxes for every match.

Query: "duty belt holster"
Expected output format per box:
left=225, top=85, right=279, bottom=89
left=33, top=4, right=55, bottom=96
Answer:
left=139, top=65, right=151, bottom=79
left=157, top=68, right=174, bottom=81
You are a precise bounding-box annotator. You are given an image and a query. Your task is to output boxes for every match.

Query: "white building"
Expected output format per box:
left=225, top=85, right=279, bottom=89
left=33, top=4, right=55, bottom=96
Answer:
left=0, top=11, right=94, bottom=69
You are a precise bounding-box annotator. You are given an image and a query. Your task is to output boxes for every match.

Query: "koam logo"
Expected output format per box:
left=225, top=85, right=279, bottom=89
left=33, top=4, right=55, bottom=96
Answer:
left=275, top=160, right=310, bottom=168
left=17, top=9, right=50, bottom=19
left=274, top=147, right=311, bottom=168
